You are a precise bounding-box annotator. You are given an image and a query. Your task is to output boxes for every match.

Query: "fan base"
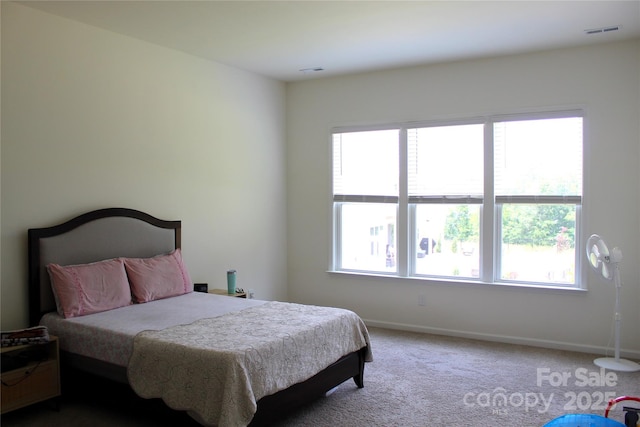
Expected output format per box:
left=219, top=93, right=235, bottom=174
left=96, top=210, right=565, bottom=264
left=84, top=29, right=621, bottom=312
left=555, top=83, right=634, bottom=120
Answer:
left=594, top=357, right=640, bottom=372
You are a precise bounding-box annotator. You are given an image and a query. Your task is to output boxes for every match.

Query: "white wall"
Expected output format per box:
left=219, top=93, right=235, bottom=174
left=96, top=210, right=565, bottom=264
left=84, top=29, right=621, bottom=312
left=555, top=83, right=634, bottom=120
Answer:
left=1, top=2, right=287, bottom=329
left=286, top=40, right=640, bottom=356
left=2, top=2, right=639, bottom=358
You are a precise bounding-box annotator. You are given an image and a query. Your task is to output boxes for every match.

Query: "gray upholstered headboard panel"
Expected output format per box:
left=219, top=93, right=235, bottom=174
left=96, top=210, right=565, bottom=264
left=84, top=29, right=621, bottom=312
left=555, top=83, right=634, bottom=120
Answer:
left=28, top=208, right=181, bottom=326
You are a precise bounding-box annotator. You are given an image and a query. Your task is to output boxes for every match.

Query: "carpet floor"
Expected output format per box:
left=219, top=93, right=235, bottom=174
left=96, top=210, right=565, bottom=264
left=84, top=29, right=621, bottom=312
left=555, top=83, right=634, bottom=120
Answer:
left=2, top=327, right=639, bottom=426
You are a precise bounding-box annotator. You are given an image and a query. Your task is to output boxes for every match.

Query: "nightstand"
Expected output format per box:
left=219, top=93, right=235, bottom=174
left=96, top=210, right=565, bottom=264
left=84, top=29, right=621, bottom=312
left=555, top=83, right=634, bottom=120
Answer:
left=1, top=336, right=61, bottom=414
left=209, top=289, right=247, bottom=298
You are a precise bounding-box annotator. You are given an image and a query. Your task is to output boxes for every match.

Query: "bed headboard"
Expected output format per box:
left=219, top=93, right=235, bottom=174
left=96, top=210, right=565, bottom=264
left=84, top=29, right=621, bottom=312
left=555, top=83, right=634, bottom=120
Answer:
left=28, top=208, right=181, bottom=326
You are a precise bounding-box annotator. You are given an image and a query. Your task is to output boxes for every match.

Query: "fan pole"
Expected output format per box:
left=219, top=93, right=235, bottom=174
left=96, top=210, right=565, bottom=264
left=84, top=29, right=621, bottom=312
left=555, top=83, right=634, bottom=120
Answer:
left=613, top=264, right=621, bottom=362
left=593, top=263, right=640, bottom=372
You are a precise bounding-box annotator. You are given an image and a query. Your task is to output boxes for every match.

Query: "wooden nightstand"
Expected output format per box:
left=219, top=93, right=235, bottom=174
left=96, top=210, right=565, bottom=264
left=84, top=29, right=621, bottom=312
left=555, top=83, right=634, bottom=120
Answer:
left=209, top=289, right=247, bottom=298
left=1, top=336, right=61, bottom=414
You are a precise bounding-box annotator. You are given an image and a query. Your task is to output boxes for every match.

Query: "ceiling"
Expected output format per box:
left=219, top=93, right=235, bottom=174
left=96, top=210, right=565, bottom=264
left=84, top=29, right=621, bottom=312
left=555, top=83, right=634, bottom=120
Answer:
left=19, top=0, right=640, bottom=82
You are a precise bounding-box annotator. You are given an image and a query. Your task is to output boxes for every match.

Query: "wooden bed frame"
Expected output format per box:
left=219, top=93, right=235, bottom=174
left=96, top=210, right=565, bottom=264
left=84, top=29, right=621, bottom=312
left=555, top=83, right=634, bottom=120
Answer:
left=28, top=207, right=366, bottom=426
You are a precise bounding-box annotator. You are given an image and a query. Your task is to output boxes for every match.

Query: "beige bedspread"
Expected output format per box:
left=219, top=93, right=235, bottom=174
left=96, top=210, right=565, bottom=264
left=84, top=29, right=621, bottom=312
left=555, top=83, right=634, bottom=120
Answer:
left=127, top=301, right=372, bottom=427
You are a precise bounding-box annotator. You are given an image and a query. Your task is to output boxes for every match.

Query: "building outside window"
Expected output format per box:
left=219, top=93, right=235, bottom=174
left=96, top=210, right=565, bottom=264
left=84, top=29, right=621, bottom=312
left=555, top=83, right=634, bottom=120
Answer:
left=332, top=111, right=583, bottom=288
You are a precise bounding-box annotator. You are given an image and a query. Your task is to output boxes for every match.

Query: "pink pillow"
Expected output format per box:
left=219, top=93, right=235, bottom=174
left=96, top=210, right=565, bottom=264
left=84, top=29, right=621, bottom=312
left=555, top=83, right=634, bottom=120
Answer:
left=47, top=258, right=132, bottom=318
left=124, top=249, right=193, bottom=303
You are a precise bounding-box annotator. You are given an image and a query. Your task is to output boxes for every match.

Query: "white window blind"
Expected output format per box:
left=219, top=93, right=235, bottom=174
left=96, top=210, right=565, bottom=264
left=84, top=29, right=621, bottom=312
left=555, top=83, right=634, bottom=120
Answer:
left=408, top=124, right=484, bottom=204
left=494, top=116, right=583, bottom=204
left=332, top=129, right=399, bottom=203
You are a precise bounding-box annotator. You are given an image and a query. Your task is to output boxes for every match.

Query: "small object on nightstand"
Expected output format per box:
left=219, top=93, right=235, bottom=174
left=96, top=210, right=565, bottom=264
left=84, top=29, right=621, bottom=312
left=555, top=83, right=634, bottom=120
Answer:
left=193, top=283, right=208, bottom=293
left=227, top=270, right=236, bottom=294
left=209, top=289, right=247, bottom=298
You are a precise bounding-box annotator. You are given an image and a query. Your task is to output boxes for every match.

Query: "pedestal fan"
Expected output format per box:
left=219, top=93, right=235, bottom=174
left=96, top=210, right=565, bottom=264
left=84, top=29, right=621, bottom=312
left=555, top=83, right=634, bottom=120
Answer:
left=586, top=234, right=640, bottom=372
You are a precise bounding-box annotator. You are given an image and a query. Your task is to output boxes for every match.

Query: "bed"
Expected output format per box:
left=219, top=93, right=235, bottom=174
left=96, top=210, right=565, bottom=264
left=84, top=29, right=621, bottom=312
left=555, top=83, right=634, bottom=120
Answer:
left=28, top=208, right=371, bottom=426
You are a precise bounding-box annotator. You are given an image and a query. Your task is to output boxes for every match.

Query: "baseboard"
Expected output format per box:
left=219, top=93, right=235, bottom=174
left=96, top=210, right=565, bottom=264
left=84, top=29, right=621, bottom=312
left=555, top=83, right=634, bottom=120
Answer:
left=363, top=319, right=640, bottom=360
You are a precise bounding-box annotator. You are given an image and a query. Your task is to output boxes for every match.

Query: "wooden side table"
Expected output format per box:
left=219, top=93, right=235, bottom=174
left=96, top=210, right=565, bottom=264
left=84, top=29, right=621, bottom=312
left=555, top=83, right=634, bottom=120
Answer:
left=208, top=289, right=247, bottom=298
left=1, top=336, right=61, bottom=414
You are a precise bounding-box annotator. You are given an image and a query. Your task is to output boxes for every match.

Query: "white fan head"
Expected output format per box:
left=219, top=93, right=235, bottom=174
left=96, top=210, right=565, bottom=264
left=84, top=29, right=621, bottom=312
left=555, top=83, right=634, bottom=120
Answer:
left=586, top=234, right=622, bottom=281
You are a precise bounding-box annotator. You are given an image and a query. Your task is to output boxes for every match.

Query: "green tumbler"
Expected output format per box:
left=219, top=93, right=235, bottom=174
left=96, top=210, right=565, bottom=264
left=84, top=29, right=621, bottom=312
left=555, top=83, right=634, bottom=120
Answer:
left=227, top=270, right=236, bottom=294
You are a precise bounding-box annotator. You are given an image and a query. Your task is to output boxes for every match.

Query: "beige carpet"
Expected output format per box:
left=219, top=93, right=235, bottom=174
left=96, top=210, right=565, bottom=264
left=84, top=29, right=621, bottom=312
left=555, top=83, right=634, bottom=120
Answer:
left=273, top=328, right=640, bottom=426
left=2, top=327, right=639, bottom=426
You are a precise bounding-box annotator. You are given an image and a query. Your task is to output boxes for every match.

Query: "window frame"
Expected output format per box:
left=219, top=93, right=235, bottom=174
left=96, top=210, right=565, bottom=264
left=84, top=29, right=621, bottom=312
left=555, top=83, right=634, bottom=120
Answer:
left=331, top=109, right=585, bottom=289
left=331, top=125, right=402, bottom=276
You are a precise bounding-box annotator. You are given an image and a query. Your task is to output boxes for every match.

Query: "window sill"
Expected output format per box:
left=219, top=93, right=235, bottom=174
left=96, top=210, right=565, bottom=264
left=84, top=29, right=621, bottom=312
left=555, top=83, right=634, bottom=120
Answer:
left=327, top=270, right=587, bottom=293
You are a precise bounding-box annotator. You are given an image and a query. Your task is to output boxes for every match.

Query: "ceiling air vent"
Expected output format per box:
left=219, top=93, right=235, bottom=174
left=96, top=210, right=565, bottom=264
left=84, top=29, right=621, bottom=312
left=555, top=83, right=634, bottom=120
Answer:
left=299, top=67, right=324, bottom=73
left=585, top=25, right=621, bottom=35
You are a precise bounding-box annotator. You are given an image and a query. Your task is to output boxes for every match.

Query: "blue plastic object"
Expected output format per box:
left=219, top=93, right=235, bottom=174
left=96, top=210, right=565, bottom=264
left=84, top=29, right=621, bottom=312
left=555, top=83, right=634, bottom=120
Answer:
left=544, top=414, right=625, bottom=427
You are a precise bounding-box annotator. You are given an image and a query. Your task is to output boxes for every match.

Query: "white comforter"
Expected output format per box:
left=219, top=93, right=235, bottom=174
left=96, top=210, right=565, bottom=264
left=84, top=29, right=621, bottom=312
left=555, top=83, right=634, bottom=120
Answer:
left=127, top=301, right=372, bottom=427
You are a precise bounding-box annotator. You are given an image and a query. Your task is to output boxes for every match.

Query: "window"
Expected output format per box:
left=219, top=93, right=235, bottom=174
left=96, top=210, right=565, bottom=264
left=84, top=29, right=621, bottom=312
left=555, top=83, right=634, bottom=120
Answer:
left=332, top=111, right=584, bottom=288
left=333, top=129, right=399, bottom=273
left=409, top=123, right=484, bottom=279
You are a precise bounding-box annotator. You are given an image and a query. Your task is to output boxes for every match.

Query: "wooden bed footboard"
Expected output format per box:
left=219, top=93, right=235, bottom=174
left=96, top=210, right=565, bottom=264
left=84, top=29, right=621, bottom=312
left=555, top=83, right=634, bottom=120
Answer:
left=61, top=346, right=367, bottom=426
left=250, top=346, right=368, bottom=426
